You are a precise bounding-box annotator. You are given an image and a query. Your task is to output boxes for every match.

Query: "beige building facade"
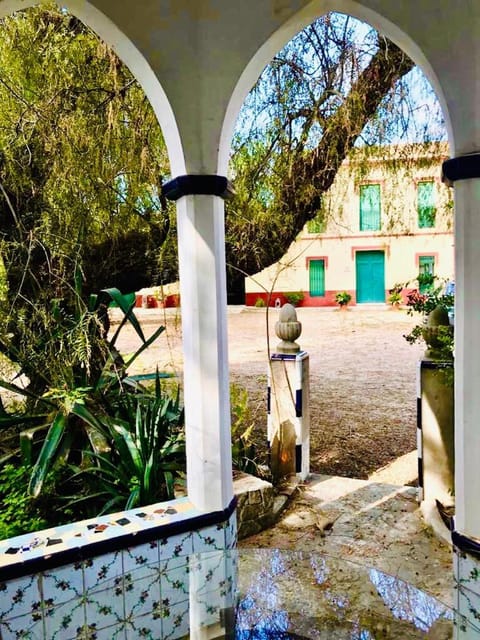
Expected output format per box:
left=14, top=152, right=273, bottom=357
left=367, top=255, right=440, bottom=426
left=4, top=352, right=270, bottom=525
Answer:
left=245, top=144, right=454, bottom=306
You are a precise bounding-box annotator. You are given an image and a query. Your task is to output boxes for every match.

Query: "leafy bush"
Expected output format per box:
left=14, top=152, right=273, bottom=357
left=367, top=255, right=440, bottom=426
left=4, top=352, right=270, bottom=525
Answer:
left=0, top=463, right=75, bottom=538
left=387, top=289, right=403, bottom=306
left=0, top=288, right=166, bottom=499
left=335, top=291, right=352, bottom=306
left=68, top=375, right=186, bottom=514
left=230, top=383, right=259, bottom=475
left=404, top=278, right=454, bottom=364
left=284, top=291, right=304, bottom=306
left=254, top=297, right=266, bottom=308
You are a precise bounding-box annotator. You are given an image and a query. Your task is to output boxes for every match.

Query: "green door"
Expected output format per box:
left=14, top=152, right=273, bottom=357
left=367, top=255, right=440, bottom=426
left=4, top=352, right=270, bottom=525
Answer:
left=356, top=251, right=385, bottom=303
left=309, top=259, right=325, bottom=296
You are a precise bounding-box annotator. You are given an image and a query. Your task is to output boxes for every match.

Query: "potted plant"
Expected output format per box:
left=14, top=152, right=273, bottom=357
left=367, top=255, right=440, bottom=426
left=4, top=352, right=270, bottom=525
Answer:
left=335, top=291, right=352, bottom=309
left=284, top=291, right=305, bottom=307
left=387, top=284, right=403, bottom=308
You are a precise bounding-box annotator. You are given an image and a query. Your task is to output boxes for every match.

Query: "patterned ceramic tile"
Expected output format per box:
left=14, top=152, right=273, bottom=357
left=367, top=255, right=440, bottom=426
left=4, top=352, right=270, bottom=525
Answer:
left=123, top=614, right=163, bottom=640
left=161, top=600, right=189, bottom=640
left=158, top=531, right=193, bottom=568
left=42, top=563, right=84, bottom=606
left=192, top=522, right=226, bottom=552
left=0, top=613, right=45, bottom=639
left=190, top=550, right=228, bottom=595
left=160, top=564, right=190, bottom=606
left=83, top=551, right=123, bottom=594
left=123, top=573, right=161, bottom=621
left=43, top=597, right=85, bottom=640
left=455, top=550, right=480, bottom=634
left=84, top=584, right=124, bottom=630
left=225, top=512, right=238, bottom=549
left=0, top=498, right=200, bottom=575
left=122, top=541, right=160, bottom=581
left=0, top=574, right=41, bottom=621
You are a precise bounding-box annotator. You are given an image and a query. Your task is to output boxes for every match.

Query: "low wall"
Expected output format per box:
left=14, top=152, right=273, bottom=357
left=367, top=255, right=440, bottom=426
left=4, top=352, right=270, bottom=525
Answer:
left=0, top=496, right=236, bottom=639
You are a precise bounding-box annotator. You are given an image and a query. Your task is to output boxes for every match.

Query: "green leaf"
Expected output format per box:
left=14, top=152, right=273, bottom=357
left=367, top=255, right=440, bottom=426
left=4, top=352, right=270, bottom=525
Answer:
left=112, top=422, right=143, bottom=475
left=100, top=288, right=146, bottom=343
left=28, top=411, right=68, bottom=498
left=124, top=325, right=165, bottom=369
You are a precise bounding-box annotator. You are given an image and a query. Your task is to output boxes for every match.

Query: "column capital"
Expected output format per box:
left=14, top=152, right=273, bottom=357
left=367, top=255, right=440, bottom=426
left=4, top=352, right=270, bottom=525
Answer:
left=163, top=174, right=234, bottom=201
left=442, top=153, right=480, bottom=186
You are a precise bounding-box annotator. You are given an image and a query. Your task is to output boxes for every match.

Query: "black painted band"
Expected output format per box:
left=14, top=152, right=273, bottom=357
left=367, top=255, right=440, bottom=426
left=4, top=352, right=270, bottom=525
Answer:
left=442, top=154, right=480, bottom=185
left=452, top=528, right=480, bottom=559
left=0, top=496, right=237, bottom=583
left=163, top=174, right=234, bottom=201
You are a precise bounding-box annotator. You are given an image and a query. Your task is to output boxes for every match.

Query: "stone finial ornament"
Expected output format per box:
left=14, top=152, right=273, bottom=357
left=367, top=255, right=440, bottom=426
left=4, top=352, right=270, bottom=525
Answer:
left=422, top=304, right=453, bottom=359
left=275, top=303, right=302, bottom=353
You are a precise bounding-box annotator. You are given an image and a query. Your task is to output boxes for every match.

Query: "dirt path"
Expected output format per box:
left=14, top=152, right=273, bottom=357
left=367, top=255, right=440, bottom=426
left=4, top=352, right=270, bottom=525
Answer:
left=113, top=306, right=424, bottom=480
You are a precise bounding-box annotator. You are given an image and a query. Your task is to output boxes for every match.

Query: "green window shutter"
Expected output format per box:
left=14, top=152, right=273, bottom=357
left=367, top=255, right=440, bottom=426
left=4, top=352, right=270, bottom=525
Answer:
left=418, top=255, right=435, bottom=293
left=359, top=184, right=381, bottom=231
left=309, top=260, right=325, bottom=296
left=418, top=181, right=436, bottom=228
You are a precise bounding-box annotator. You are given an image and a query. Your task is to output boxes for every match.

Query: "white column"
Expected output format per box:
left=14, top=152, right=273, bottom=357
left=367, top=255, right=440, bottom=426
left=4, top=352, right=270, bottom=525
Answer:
left=176, top=193, right=233, bottom=512
left=454, top=178, right=480, bottom=539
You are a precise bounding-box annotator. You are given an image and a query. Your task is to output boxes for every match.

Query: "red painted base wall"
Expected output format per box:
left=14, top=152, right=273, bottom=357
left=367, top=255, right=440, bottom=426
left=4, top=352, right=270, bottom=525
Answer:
left=245, top=291, right=353, bottom=307
left=245, top=288, right=416, bottom=307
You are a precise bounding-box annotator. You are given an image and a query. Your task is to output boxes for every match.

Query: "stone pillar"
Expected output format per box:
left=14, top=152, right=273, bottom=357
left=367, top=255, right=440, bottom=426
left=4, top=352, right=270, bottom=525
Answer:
left=443, top=155, right=480, bottom=638
left=165, top=175, right=234, bottom=513
left=267, top=304, right=310, bottom=482
left=418, top=360, right=454, bottom=530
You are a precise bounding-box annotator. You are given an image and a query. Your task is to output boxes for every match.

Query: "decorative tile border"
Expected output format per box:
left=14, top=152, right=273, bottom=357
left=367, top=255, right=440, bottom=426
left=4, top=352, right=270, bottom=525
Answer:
left=0, top=505, right=237, bottom=640
left=0, top=496, right=236, bottom=582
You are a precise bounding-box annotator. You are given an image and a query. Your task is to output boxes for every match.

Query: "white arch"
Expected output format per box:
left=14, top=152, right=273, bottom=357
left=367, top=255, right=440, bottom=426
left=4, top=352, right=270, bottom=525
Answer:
left=218, top=0, right=453, bottom=175
left=0, top=0, right=186, bottom=176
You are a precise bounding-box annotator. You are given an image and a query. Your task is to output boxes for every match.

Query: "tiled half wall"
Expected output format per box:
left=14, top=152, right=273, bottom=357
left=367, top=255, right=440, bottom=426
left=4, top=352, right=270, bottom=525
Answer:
left=0, top=496, right=237, bottom=639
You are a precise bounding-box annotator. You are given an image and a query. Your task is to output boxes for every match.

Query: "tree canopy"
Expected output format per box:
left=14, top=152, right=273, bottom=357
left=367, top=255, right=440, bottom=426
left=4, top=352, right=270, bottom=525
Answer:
left=0, top=5, right=175, bottom=379
left=0, top=6, right=447, bottom=373
left=225, top=14, right=445, bottom=298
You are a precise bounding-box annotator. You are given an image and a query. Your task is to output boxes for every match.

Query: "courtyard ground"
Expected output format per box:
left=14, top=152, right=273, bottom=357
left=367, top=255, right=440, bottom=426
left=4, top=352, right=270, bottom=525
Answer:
left=115, top=305, right=425, bottom=480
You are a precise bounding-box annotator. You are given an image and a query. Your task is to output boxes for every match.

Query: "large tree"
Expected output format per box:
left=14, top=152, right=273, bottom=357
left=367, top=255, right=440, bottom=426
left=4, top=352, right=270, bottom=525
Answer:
left=0, top=5, right=175, bottom=384
left=225, top=14, right=445, bottom=299
left=0, top=7, right=445, bottom=376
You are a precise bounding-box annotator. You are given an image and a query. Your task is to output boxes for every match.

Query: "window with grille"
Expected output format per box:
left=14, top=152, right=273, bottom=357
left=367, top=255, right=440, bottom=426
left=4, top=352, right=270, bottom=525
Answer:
left=359, top=184, right=381, bottom=231
left=309, top=259, right=325, bottom=296
left=418, top=255, right=435, bottom=293
left=418, top=181, right=436, bottom=228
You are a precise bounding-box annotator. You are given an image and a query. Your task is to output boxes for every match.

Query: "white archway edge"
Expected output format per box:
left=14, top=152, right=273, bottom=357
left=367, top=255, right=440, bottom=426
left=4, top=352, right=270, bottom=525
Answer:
left=0, top=0, right=186, bottom=176
left=218, top=0, right=453, bottom=174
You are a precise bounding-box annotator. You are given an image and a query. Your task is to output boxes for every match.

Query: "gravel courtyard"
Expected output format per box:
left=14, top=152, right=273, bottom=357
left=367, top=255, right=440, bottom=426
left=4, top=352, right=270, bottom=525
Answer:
left=115, top=305, right=425, bottom=480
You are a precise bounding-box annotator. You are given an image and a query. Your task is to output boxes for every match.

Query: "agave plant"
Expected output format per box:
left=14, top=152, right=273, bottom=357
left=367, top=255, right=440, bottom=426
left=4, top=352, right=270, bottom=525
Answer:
left=69, top=374, right=185, bottom=513
left=0, top=287, right=166, bottom=498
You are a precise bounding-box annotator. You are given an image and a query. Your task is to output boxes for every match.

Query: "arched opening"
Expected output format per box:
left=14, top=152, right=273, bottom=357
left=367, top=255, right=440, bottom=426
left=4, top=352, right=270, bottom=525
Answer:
left=0, top=2, right=189, bottom=533
left=220, top=3, right=455, bottom=590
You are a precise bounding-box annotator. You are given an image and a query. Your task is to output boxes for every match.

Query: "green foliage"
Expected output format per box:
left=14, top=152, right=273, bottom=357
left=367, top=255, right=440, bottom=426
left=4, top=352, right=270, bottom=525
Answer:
left=0, top=288, right=166, bottom=498
left=404, top=279, right=454, bottom=370
left=387, top=289, right=403, bottom=306
left=254, top=297, right=266, bottom=308
left=230, top=383, right=259, bottom=475
left=0, top=4, right=176, bottom=388
left=0, top=463, right=74, bottom=538
left=417, top=271, right=435, bottom=292
left=0, top=464, right=47, bottom=538
left=284, top=291, right=304, bottom=306
left=335, top=291, right=352, bottom=307
left=69, top=377, right=186, bottom=513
